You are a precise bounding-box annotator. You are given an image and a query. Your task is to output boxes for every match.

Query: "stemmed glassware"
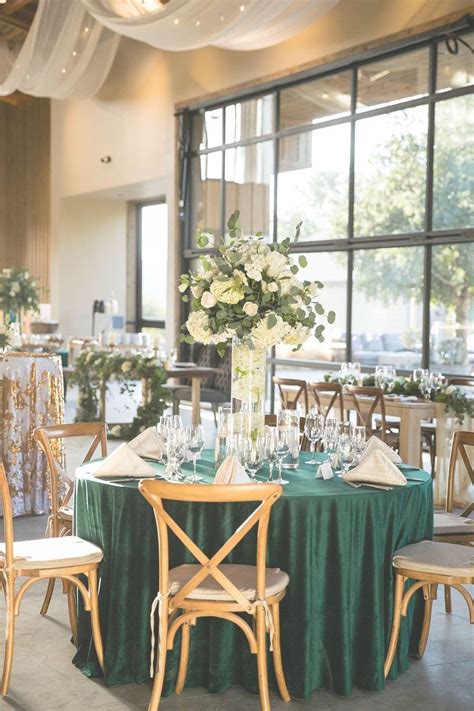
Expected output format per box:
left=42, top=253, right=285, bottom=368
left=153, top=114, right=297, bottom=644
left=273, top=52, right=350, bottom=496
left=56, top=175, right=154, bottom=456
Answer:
left=240, top=435, right=266, bottom=481
left=419, top=372, right=432, bottom=400
left=304, top=413, right=325, bottom=464
left=185, top=425, right=204, bottom=483
left=166, top=428, right=187, bottom=481
left=338, top=436, right=355, bottom=476
left=352, top=425, right=366, bottom=463
left=275, top=429, right=290, bottom=485
left=265, top=427, right=279, bottom=482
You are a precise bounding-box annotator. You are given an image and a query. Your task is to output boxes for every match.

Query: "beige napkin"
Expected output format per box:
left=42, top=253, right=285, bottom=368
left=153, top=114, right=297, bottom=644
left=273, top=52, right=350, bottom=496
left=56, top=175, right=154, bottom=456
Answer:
left=343, top=450, right=407, bottom=487
left=360, top=435, right=402, bottom=464
left=214, top=455, right=251, bottom=484
left=128, top=427, right=164, bottom=460
left=90, top=443, right=156, bottom=478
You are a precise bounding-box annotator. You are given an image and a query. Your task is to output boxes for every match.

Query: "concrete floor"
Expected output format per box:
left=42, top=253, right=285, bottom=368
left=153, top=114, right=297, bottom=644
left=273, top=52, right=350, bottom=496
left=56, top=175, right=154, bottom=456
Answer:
left=0, top=511, right=472, bottom=711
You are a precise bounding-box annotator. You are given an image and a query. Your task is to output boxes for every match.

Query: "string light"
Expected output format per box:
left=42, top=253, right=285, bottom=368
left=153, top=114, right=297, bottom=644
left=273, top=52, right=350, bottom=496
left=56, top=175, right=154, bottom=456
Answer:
left=240, top=4, right=246, bottom=11
left=84, top=26, right=90, bottom=33
left=174, top=18, right=179, bottom=25
left=61, top=68, right=67, bottom=74
left=195, top=20, right=200, bottom=27
left=220, top=15, right=224, bottom=21
left=72, top=50, right=77, bottom=56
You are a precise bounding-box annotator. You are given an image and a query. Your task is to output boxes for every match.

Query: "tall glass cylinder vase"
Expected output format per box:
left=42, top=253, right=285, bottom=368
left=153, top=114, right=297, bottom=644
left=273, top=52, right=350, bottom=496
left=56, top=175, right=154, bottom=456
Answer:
left=231, top=337, right=266, bottom=440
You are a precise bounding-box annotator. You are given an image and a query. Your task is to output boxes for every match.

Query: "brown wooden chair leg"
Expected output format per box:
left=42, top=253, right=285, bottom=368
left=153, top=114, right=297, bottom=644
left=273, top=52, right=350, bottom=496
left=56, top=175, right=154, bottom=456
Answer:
left=148, top=605, right=169, bottom=711
left=418, top=585, right=434, bottom=658
left=88, top=569, right=104, bottom=673
left=1, top=578, right=16, bottom=696
left=175, top=620, right=190, bottom=694
left=271, top=603, right=290, bottom=702
left=384, top=573, right=404, bottom=678
left=444, top=585, right=452, bottom=614
left=64, top=580, right=78, bottom=646
left=255, top=605, right=271, bottom=711
left=40, top=578, right=56, bottom=616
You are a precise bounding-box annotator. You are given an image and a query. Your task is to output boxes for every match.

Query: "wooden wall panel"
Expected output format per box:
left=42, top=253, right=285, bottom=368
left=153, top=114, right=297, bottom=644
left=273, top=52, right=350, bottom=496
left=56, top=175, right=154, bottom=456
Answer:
left=0, top=98, right=50, bottom=298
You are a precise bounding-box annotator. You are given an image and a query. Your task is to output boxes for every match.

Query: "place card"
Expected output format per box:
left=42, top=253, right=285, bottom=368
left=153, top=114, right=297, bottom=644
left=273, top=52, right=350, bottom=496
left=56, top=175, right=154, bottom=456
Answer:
left=316, top=461, right=334, bottom=480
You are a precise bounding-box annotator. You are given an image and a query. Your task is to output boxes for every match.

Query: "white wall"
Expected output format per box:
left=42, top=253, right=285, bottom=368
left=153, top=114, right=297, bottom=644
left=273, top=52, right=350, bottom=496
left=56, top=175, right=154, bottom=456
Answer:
left=49, top=0, right=472, bottom=343
left=57, top=197, right=127, bottom=336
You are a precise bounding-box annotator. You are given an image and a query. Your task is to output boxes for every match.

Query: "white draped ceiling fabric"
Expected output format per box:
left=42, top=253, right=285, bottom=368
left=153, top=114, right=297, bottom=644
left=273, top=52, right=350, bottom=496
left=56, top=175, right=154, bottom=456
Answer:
left=0, top=0, right=338, bottom=98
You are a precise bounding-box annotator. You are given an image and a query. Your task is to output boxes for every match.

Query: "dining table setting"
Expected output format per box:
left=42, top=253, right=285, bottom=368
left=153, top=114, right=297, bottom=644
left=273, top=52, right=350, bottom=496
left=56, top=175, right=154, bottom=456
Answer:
left=72, top=412, right=433, bottom=700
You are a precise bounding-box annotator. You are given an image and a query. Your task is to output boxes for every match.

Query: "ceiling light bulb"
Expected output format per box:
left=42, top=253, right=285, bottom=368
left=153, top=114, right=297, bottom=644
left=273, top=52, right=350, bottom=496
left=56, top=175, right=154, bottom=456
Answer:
left=195, top=20, right=200, bottom=26
left=84, top=26, right=90, bottom=33
left=174, top=18, right=179, bottom=24
left=220, top=15, right=224, bottom=21
left=61, top=68, right=67, bottom=74
left=72, top=50, right=77, bottom=56
left=240, top=4, right=245, bottom=11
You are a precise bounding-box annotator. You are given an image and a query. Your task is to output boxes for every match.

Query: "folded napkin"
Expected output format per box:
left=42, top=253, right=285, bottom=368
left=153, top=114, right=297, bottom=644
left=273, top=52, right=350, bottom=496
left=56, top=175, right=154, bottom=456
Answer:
left=360, top=435, right=402, bottom=464
left=89, top=443, right=156, bottom=478
left=128, top=427, right=164, bottom=460
left=343, top=450, right=407, bottom=487
left=214, top=455, right=251, bottom=484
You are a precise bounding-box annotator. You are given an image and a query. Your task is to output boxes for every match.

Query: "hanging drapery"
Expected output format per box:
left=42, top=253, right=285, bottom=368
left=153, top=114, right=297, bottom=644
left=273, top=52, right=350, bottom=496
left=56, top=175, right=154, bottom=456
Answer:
left=81, top=0, right=339, bottom=52
left=0, top=0, right=120, bottom=99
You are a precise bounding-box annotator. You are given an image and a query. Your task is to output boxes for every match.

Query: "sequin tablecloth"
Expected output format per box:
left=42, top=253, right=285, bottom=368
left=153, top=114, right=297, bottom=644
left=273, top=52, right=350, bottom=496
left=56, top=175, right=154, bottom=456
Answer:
left=0, top=352, right=64, bottom=516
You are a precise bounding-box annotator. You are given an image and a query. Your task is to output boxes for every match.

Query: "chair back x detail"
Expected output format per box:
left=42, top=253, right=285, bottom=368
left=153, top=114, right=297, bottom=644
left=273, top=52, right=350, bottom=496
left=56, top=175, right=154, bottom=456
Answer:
left=273, top=377, right=308, bottom=412
left=446, top=430, right=474, bottom=516
left=345, top=385, right=389, bottom=440
left=309, top=382, right=344, bottom=421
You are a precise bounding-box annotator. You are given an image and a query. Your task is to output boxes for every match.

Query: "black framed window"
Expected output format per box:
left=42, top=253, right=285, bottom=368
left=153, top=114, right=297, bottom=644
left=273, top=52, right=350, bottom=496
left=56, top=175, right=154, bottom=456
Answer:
left=180, top=23, right=474, bottom=376
left=136, top=200, right=168, bottom=338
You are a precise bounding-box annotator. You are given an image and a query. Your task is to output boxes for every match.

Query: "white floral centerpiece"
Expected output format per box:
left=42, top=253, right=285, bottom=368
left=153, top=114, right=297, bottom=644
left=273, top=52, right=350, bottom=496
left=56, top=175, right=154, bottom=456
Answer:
left=179, top=211, right=334, bottom=435
left=0, top=267, right=40, bottom=331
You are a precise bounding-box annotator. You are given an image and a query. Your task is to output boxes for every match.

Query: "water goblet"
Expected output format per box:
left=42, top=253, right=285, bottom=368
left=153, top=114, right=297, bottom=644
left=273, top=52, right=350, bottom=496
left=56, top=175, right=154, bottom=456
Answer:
left=265, top=426, right=279, bottom=482
left=338, top=436, right=355, bottom=476
left=241, top=435, right=266, bottom=481
left=304, top=413, right=325, bottom=464
left=185, top=425, right=204, bottom=483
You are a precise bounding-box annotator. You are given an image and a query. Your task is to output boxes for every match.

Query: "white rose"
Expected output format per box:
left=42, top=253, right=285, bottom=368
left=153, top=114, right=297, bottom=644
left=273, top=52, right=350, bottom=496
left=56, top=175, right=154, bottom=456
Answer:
left=308, top=282, right=319, bottom=297
left=121, top=361, right=132, bottom=373
left=243, top=302, right=258, bottom=317
left=201, top=291, right=217, bottom=309
left=445, top=385, right=456, bottom=395
left=267, top=282, right=278, bottom=293
left=11, top=282, right=20, bottom=294
left=191, top=285, right=203, bottom=299
left=24, top=271, right=29, bottom=279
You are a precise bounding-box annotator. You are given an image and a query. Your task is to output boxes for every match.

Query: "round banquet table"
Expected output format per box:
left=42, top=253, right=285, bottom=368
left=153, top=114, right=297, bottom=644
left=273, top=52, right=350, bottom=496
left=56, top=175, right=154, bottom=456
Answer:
left=73, top=452, right=433, bottom=700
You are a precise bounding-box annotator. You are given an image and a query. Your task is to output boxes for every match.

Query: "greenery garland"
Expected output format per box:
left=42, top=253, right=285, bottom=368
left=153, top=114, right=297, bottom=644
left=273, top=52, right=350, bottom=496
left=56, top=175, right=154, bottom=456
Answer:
left=69, top=350, right=170, bottom=438
left=324, top=373, right=473, bottom=424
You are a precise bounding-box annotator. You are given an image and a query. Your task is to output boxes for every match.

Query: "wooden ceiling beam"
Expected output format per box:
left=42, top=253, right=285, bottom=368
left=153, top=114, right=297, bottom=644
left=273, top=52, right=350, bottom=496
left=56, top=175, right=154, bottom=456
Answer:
left=2, top=0, right=35, bottom=15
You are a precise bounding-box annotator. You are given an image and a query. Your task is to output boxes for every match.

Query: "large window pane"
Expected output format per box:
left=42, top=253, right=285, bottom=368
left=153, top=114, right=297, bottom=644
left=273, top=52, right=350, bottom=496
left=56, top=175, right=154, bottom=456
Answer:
left=430, top=243, right=474, bottom=375
left=140, top=203, right=168, bottom=322
left=196, top=108, right=223, bottom=150
left=225, top=94, right=274, bottom=143
left=352, top=247, right=423, bottom=370
left=279, top=72, right=351, bottom=129
left=437, top=32, right=474, bottom=92
left=433, top=96, right=474, bottom=231
left=191, top=152, right=222, bottom=244
left=354, top=106, right=428, bottom=237
left=276, top=251, right=347, bottom=363
left=277, top=124, right=350, bottom=241
left=357, top=48, right=429, bottom=111
left=224, top=141, right=274, bottom=238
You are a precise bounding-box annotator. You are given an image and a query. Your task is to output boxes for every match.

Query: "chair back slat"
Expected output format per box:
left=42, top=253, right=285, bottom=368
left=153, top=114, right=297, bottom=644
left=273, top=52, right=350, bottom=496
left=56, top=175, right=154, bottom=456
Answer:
left=264, top=414, right=310, bottom=451
left=345, top=385, right=387, bottom=440
left=446, top=430, right=474, bottom=513
left=309, top=382, right=344, bottom=421
left=139, top=481, right=281, bottom=609
left=0, top=464, right=14, bottom=569
left=33, top=422, right=107, bottom=533
left=447, top=378, right=474, bottom=387
left=273, top=378, right=309, bottom=412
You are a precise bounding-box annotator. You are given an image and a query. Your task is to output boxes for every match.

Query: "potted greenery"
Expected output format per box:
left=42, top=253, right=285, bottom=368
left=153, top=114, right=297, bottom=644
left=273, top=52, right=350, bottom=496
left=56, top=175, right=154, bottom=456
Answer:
left=0, top=268, right=40, bottom=332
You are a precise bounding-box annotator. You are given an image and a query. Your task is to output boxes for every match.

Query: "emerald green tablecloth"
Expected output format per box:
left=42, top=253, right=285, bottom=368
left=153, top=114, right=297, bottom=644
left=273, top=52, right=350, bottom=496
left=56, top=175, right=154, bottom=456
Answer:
left=73, top=452, right=433, bottom=700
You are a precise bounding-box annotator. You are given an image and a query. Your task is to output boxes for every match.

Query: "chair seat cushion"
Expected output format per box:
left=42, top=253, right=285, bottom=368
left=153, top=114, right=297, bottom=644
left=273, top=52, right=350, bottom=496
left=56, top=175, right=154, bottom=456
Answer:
left=59, top=505, right=73, bottom=522
left=169, top=563, right=290, bottom=601
left=0, top=536, right=103, bottom=571
left=393, top=540, right=474, bottom=578
left=434, top=512, right=474, bottom=535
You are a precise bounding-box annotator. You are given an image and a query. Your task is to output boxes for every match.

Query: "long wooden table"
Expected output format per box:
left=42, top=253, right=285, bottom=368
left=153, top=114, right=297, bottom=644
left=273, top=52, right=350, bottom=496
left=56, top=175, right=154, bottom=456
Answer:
left=316, top=392, right=436, bottom=467
left=165, top=366, right=222, bottom=425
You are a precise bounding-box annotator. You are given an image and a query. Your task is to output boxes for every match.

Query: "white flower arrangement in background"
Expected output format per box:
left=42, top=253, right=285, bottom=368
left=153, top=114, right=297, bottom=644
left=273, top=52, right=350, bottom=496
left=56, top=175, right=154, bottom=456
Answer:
left=179, top=210, right=334, bottom=355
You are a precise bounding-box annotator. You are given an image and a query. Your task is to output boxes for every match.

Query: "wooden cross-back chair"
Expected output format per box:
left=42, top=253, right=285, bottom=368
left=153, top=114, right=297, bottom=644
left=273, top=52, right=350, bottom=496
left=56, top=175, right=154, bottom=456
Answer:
left=33, top=422, right=107, bottom=627
left=308, top=382, right=344, bottom=421
left=264, top=414, right=310, bottom=451
left=0, top=464, right=104, bottom=696
left=139, top=480, right=290, bottom=711
left=345, top=385, right=398, bottom=447
left=434, top=430, right=474, bottom=614
left=273, top=377, right=309, bottom=413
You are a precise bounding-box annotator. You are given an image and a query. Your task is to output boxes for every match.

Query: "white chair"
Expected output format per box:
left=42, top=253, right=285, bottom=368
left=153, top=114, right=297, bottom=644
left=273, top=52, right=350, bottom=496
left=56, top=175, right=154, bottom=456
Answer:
left=0, top=463, right=104, bottom=696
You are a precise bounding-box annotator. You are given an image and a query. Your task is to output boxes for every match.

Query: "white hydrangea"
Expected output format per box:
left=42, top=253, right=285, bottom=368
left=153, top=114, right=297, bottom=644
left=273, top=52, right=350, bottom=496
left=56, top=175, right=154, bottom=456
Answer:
left=251, top=314, right=290, bottom=349
left=266, top=251, right=290, bottom=278
left=186, top=310, right=229, bottom=345
left=283, top=324, right=311, bottom=346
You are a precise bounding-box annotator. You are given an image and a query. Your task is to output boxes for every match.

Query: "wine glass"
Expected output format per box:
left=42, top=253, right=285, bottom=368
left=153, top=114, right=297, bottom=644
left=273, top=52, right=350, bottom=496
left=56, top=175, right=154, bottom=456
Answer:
left=166, top=429, right=186, bottom=481
left=304, top=413, right=324, bottom=464
left=338, top=436, right=355, bottom=476
left=275, top=429, right=290, bottom=485
left=265, top=427, right=279, bottom=482
left=240, top=435, right=266, bottom=481
left=419, top=372, right=432, bottom=400
left=375, top=365, right=385, bottom=389
left=338, top=421, right=351, bottom=438
left=325, top=417, right=338, bottom=439
left=413, top=368, right=428, bottom=383
left=185, top=425, right=204, bottom=483
left=383, top=365, right=396, bottom=393
left=352, top=425, right=366, bottom=463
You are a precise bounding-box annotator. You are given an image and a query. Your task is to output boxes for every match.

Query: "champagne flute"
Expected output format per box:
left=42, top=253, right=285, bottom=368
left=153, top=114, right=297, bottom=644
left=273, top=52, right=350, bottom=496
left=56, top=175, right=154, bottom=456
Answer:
left=338, top=436, right=355, bottom=476
left=185, top=425, right=204, bottom=483
left=304, top=413, right=325, bottom=464
left=352, top=425, right=366, bottom=463
left=166, top=429, right=186, bottom=481
left=265, top=426, right=279, bottom=482
left=275, top=429, right=290, bottom=485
